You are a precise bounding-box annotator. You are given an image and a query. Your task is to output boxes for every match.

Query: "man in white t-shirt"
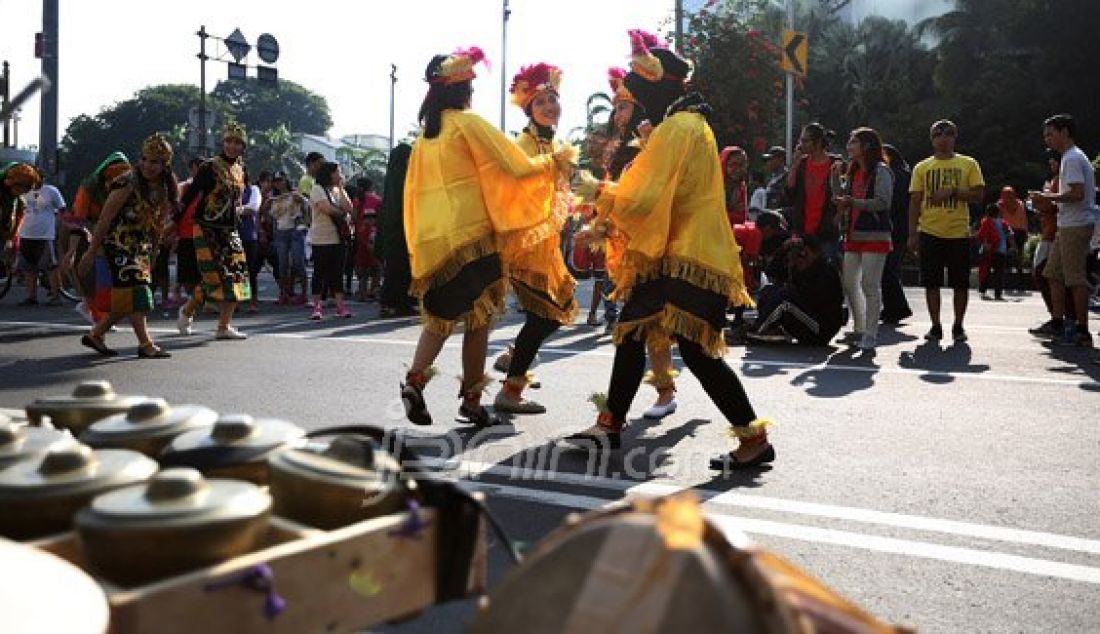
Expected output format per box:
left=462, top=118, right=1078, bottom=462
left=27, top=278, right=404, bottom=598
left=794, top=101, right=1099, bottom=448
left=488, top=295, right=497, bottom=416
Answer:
left=1029, top=113, right=1098, bottom=348
left=17, top=174, right=66, bottom=305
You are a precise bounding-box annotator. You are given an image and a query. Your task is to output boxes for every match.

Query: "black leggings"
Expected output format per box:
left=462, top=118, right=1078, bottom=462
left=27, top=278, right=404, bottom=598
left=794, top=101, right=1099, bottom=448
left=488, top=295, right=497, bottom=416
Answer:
left=312, top=244, right=345, bottom=296
left=507, top=313, right=560, bottom=378
left=607, top=335, right=756, bottom=427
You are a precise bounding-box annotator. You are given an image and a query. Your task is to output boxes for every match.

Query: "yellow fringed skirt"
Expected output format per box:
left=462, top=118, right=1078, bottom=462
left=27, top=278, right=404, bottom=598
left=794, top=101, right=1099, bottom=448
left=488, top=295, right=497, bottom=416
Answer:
left=410, top=233, right=507, bottom=337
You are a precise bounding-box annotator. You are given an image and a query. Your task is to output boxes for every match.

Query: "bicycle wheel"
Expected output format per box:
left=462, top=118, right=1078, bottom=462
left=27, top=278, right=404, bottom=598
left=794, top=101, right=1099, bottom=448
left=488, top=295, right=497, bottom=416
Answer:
left=56, top=268, right=82, bottom=301
left=57, top=235, right=91, bottom=302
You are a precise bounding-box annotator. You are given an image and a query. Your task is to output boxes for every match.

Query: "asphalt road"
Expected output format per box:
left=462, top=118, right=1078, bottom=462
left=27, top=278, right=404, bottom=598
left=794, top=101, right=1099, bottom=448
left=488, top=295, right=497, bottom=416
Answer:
left=1, top=279, right=1098, bottom=633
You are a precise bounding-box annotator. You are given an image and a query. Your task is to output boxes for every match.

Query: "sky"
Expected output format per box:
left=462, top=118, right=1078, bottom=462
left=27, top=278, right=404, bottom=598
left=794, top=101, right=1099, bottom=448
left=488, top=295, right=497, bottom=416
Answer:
left=1, top=0, right=673, bottom=150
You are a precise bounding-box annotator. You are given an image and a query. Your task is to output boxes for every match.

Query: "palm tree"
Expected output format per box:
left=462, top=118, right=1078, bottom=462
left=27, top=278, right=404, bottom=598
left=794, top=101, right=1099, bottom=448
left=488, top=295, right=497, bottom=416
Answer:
left=247, top=124, right=303, bottom=180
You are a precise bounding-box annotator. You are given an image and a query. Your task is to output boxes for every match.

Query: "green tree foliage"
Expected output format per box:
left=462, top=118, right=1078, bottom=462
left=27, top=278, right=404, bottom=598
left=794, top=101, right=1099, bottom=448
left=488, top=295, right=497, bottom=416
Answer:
left=919, top=0, right=1100, bottom=192
left=802, top=15, right=937, bottom=166
left=210, top=78, right=331, bottom=136
left=244, top=123, right=304, bottom=181
left=59, top=80, right=333, bottom=199
left=59, top=84, right=213, bottom=192
left=681, top=0, right=1100, bottom=197
left=336, top=146, right=388, bottom=193
left=680, top=4, right=786, bottom=155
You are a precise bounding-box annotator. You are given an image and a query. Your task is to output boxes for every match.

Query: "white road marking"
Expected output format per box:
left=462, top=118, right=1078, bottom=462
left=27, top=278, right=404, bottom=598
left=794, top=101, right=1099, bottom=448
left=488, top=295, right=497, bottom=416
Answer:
left=2, top=319, right=1096, bottom=389
left=428, top=457, right=1100, bottom=556
left=468, top=480, right=1100, bottom=585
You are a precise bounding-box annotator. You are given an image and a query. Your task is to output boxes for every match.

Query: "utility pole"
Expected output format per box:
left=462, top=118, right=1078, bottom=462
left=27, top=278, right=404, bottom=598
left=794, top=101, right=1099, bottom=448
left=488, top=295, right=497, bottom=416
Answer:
left=500, top=0, right=510, bottom=131
left=197, top=26, right=210, bottom=158
left=389, top=64, right=397, bottom=151
left=674, top=0, right=684, bottom=51
left=785, top=0, right=794, bottom=166
left=2, top=61, right=10, bottom=147
left=39, top=0, right=59, bottom=178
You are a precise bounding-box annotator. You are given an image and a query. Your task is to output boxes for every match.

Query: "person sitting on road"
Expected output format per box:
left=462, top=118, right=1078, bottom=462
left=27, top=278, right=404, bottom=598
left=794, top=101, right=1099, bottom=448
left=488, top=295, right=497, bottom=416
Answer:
left=747, top=235, right=844, bottom=346
left=756, top=210, right=792, bottom=286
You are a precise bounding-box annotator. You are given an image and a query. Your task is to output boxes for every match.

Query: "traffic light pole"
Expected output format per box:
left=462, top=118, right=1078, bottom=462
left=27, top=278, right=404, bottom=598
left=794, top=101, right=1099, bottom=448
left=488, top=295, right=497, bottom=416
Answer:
left=784, top=0, right=794, bottom=165
left=39, top=0, right=59, bottom=177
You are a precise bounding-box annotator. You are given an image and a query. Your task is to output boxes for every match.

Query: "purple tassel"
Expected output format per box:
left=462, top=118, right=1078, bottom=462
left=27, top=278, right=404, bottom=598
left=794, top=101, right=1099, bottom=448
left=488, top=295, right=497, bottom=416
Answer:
left=205, top=564, right=287, bottom=620
left=390, top=500, right=431, bottom=539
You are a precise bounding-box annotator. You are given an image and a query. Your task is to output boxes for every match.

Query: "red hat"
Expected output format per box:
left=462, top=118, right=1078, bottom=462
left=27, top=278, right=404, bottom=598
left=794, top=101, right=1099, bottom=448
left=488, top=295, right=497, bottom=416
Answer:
left=510, top=63, right=563, bottom=109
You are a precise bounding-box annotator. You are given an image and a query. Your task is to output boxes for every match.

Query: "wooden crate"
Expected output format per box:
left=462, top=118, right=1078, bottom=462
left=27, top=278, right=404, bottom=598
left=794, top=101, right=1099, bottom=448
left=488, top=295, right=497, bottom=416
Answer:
left=31, top=510, right=487, bottom=634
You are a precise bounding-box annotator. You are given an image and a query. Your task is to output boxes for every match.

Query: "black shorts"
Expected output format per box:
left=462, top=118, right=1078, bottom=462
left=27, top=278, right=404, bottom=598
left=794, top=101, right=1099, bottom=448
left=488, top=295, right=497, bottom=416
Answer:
left=176, top=238, right=200, bottom=287
left=919, top=232, right=970, bottom=290
left=17, top=239, right=57, bottom=272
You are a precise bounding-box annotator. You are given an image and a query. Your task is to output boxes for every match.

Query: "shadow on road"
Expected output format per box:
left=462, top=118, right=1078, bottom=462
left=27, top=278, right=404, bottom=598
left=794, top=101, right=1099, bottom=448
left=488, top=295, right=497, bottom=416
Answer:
left=790, top=346, right=878, bottom=397
left=897, top=340, right=990, bottom=383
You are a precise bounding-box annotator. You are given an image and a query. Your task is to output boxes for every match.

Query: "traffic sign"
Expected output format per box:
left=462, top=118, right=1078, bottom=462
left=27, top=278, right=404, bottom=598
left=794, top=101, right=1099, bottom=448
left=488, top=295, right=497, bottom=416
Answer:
left=224, top=28, right=251, bottom=63
left=257, top=34, right=280, bottom=64
left=781, top=30, right=808, bottom=77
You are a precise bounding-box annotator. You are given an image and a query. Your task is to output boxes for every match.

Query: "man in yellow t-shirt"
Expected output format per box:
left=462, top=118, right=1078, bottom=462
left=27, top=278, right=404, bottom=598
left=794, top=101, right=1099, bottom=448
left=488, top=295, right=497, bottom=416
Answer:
left=908, top=119, right=985, bottom=343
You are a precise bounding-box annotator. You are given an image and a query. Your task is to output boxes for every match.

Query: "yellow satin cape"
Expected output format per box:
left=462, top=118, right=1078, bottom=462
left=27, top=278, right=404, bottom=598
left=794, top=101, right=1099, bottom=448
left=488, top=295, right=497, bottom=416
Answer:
left=403, top=110, right=557, bottom=333
left=508, top=128, right=578, bottom=324
left=596, top=111, right=753, bottom=356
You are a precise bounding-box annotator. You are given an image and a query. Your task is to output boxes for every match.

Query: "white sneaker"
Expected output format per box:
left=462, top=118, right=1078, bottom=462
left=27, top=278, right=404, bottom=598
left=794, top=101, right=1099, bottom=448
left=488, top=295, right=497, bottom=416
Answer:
left=177, top=305, right=194, bottom=336
left=74, top=301, right=94, bottom=325
left=215, top=326, right=247, bottom=340
left=643, top=400, right=678, bottom=420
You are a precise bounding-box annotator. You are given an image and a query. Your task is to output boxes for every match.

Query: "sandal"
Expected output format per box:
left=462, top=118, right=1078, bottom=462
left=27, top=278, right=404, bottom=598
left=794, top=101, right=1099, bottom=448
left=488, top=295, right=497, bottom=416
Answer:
left=138, top=343, right=172, bottom=359
left=708, top=444, right=775, bottom=471
left=81, top=333, right=119, bottom=357
left=456, top=402, right=496, bottom=428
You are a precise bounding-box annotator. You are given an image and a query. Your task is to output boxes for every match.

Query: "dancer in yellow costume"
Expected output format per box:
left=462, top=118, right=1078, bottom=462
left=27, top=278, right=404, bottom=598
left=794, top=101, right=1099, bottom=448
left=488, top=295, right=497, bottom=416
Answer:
left=603, top=65, right=680, bottom=422
left=566, top=31, right=774, bottom=470
left=400, top=46, right=576, bottom=428
left=492, top=62, right=578, bottom=415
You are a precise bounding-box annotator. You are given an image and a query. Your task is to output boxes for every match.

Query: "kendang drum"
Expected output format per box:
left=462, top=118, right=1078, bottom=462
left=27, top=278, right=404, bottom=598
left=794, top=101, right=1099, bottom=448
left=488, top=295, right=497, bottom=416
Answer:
left=471, top=494, right=913, bottom=634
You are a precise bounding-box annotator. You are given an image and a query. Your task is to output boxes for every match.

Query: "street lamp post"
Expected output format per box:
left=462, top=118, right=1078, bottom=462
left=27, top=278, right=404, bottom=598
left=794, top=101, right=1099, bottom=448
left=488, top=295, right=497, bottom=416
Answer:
left=500, top=0, right=510, bottom=131
left=389, top=64, right=397, bottom=151
left=674, top=0, right=684, bottom=51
